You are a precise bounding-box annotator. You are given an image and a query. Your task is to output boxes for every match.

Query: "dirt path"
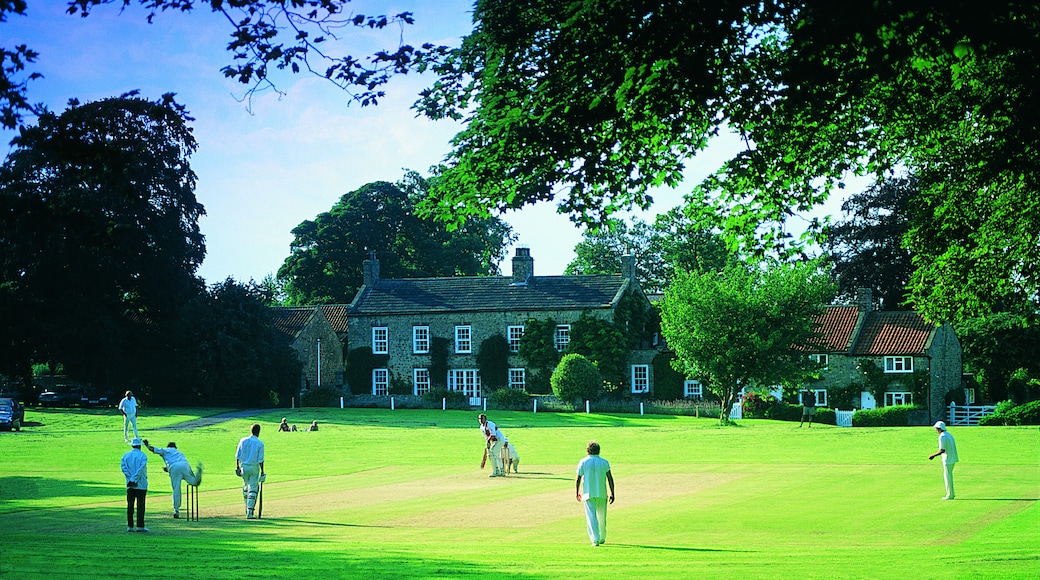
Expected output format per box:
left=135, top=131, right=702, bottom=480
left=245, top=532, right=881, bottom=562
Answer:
left=158, top=409, right=265, bottom=430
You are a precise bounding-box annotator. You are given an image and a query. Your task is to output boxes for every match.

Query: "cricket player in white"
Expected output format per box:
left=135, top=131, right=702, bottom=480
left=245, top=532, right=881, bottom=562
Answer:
left=928, top=421, right=958, bottom=500
left=576, top=440, right=615, bottom=546
left=236, top=423, right=265, bottom=518
left=478, top=414, right=506, bottom=477
left=119, top=390, right=139, bottom=443
left=143, top=440, right=203, bottom=518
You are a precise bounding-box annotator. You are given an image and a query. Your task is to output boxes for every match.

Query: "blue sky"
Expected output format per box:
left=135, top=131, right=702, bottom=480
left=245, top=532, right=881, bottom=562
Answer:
left=2, top=2, right=846, bottom=285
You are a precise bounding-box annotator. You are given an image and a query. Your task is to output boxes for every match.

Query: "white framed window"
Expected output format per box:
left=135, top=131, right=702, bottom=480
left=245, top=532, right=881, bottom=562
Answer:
left=448, top=369, right=481, bottom=398
left=554, top=324, right=571, bottom=352
left=966, top=388, right=976, bottom=404
left=413, top=368, right=431, bottom=396
left=684, top=380, right=702, bottom=399
left=372, top=368, right=389, bottom=396
left=884, top=391, right=913, bottom=406
left=800, top=389, right=828, bottom=407
left=413, top=326, right=430, bottom=354
left=372, top=327, right=388, bottom=355
left=507, top=325, right=525, bottom=353
left=508, top=368, right=526, bottom=391
left=455, top=325, right=472, bottom=354
left=631, top=364, right=649, bottom=393
left=809, top=354, right=829, bottom=370
left=884, top=356, right=913, bottom=373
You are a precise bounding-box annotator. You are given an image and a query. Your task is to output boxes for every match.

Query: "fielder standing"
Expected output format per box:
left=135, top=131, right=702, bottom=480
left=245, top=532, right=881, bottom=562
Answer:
left=121, top=437, right=149, bottom=532
left=143, top=440, right=203, bottom=518
left=119, top=390, right=139, bottom=443
left=575, top=440, right=614, bottom=546
left=235, top=423, right=265, bottom=518
left=928, top=421, right=958, bottom=500
left=478, top=413, right=506, bottom=477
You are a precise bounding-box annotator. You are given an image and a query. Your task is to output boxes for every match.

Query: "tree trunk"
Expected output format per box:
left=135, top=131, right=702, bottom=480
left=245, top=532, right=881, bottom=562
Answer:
left=718, top=387, right=736, bottom=426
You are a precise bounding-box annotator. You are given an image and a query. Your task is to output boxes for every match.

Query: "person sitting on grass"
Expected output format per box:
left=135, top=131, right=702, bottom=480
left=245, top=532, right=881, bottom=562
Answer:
left=306, top=420, right=319, bottom=432
left=278, top=418, right=291, bottom=432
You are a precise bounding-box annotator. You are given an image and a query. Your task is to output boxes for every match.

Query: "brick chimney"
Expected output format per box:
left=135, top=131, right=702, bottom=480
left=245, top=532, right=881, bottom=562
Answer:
left=621, top=254, right=636, bottom=280
left=363, top=251, right=380, bottom=286
left=856, top=287, right=873, bottom=313
left=511, top=247, right=534, bottom=283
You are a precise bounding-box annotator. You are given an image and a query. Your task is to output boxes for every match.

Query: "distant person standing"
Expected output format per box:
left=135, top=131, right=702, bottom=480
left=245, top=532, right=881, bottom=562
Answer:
left=575, top=440, right=615, bottom=546
left=799, top=390, right=817, bottom=428
left=478, top=413, right=505, bottom=477
left=235, top=423, right=265, bottom=518
left=143, top=440, right=203, bottom=518
left=119, top=390, right=139, bottom=443
left=928, top=421, right=959, bottom=500
left=121, top=437, right=149, bottom=532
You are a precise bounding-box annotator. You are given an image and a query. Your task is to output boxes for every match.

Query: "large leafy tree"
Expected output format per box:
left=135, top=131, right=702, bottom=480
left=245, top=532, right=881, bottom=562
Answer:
left=822, top=177, right=917, bottom=310
left=955, top=313, right=1040, bottom=404
left=277, top=173, right=515, bottom=304
left=0, top=94, right=205, bottom=386
left=660, top=259, right=835, bottom=424
left=416, top=1, right=1040, bottom=321
left=1, top=1, right=445, bottom=129
left=565, top=209, right=729, bottom=293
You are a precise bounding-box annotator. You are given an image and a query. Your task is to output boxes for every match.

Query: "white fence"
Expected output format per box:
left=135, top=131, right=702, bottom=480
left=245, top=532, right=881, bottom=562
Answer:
left=948, top=402, right=996, bottom=426
left=835, top=409, right=855, bottom=428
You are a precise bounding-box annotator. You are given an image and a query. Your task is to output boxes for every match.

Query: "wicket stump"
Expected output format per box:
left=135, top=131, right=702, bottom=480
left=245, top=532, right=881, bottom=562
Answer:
left=186, top=483, right=199, bottom=521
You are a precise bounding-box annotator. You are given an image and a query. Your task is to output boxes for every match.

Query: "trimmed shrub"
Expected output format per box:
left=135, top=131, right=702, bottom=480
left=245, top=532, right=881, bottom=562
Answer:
left=741, top=392, right=777, bottom=418
left=301, top=386, right=339, bottom=407
left=421, top=387, right=469, bottom=410
left=980, top=399, right=1040, bottom=426
left=852, top=404, right=920, bottom=427
left=551, top=353, right=603, bottom=403
left=488, top=388, right=531, bottom=411
left=765, top=400, right=803, bottom=422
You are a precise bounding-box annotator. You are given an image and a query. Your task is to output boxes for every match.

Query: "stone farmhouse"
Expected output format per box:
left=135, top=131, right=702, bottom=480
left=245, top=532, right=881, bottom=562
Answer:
left=803, top=288, right=962, bottom=422
left=270, top=305, right=346, bottom=391
left=344, top=248, right=657, bottom=402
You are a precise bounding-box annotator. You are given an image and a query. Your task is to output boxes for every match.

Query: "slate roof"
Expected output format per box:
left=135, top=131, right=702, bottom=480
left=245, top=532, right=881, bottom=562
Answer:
left=851, top=311, right=935, bottom=356
left=350, top=275, right=630, bottom=316
left=270, top=307, right=316, bottom=341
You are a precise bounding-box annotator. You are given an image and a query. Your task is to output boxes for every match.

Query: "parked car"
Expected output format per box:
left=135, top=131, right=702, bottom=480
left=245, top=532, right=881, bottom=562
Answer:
left=38, top=389, right=80, bottom=407
left=0, top=397, right=24, bottom=431
left=80, top=390, right=110, bottom=408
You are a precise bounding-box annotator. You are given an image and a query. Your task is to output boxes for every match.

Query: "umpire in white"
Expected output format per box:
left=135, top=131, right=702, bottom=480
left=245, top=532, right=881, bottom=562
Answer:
left=235, top=423, right=265, bottom=519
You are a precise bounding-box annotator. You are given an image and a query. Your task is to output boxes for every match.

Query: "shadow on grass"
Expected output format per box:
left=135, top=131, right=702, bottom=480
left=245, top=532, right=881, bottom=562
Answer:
left=609, top=543, right=754, bottom=553
left=274, top=517, right=393, bottom=528
left=957, top=498, right=1039, bottom=502
left=0, top=476, right=118, bottom=507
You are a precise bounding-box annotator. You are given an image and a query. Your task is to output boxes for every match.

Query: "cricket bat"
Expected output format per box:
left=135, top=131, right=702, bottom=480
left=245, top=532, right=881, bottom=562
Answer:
left=480, top=447, right=488, bottom=469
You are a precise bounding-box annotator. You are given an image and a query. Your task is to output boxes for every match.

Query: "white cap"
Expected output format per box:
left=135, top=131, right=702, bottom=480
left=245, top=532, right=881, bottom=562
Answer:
left=933, top=421, right=946, bottom=431
left=131, top=437, right=142, bottom=447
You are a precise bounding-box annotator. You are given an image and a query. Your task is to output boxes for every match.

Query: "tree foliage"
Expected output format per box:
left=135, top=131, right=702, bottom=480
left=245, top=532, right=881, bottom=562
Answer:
left=568, top=315, right=627, bottom=389
left=955, top=313, right=1040, bottom=404
left=659, top=259, right=835, bottom=424
left=277, top=173, right=515, bottom=304
left=565, top=209, right=729, bottom=293
left=476, top=333, right=510, bottom=391
left=0, top=94, right=204, bottom=385
left=822, top=177, right=917, bottom=310
left=416, top=0, right=1040, bottom=321
left=517, top=317, right=561, bottom=394
left=1, top=1, right=447, bottom=128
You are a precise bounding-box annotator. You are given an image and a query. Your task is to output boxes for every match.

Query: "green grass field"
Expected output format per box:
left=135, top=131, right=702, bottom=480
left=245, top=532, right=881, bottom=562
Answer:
left=1, top=407, right=1037, bottom=579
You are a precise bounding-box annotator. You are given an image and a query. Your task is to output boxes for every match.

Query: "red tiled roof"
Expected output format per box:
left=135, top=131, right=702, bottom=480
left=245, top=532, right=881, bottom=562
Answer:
left=851, top=311, right=935, bottom=356
left=808, top=306, right=860, bottom=352
left=320, top=304, right=349, bottom=336
left=270, top=307, right=316, bottom=341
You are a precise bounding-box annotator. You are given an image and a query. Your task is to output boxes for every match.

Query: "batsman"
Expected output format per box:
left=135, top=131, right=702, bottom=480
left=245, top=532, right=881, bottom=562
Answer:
left=478, top=413, right=506, bottom=477
left=235, top=423, right=266, bottom=519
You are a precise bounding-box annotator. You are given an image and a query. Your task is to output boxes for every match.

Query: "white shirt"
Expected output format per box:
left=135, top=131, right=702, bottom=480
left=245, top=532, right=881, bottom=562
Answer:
left=938, top=431, right=958, bottom=464
left=119, top=396, right=137, bottom=416
left=153, top=446, right=189, bottom=467
left=236, top=435, right=265, bottom=466
left=577, top=455, right=611, bottom=500
left=481, top=420, right=503, bottom=441
left=121, top=448, right=149, bottom=490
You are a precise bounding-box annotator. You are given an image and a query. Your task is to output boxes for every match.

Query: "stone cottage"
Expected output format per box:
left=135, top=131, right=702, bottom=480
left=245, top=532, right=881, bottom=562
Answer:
left=345, top=248, right=656, bottom=401
left=270, top=306, right=345, bottom=391
left=806, top=288, right=962, bottom=422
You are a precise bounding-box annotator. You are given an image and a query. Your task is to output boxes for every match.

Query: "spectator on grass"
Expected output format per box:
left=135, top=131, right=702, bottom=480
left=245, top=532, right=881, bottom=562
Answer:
left=121, top=437, right=149, bottom=532
left=799, top=390, right=816, bottom=428
left=928, top=421, right=958, bottom=500
left=307, top=420, right=319, bottom=432
left=143, top=440, right=203, bottom=518
left=119, top=390, right=140, bottom=443
left=278, top=418, right=291, bottom=432
left=576, top=440, right=614, bottom=546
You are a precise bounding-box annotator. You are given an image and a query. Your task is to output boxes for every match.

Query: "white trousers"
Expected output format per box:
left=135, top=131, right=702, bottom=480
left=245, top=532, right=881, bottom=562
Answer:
left=583, top=496, right=608, bottom=545
left=168, top=461, right=200, bottom=512
left=123, top=414, right=139, bottom=441
left=942, top=461, right=956, bottom=499
left=241, top=464, right=260, bottom=512
left=488, top=439, right=505, bottom=474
